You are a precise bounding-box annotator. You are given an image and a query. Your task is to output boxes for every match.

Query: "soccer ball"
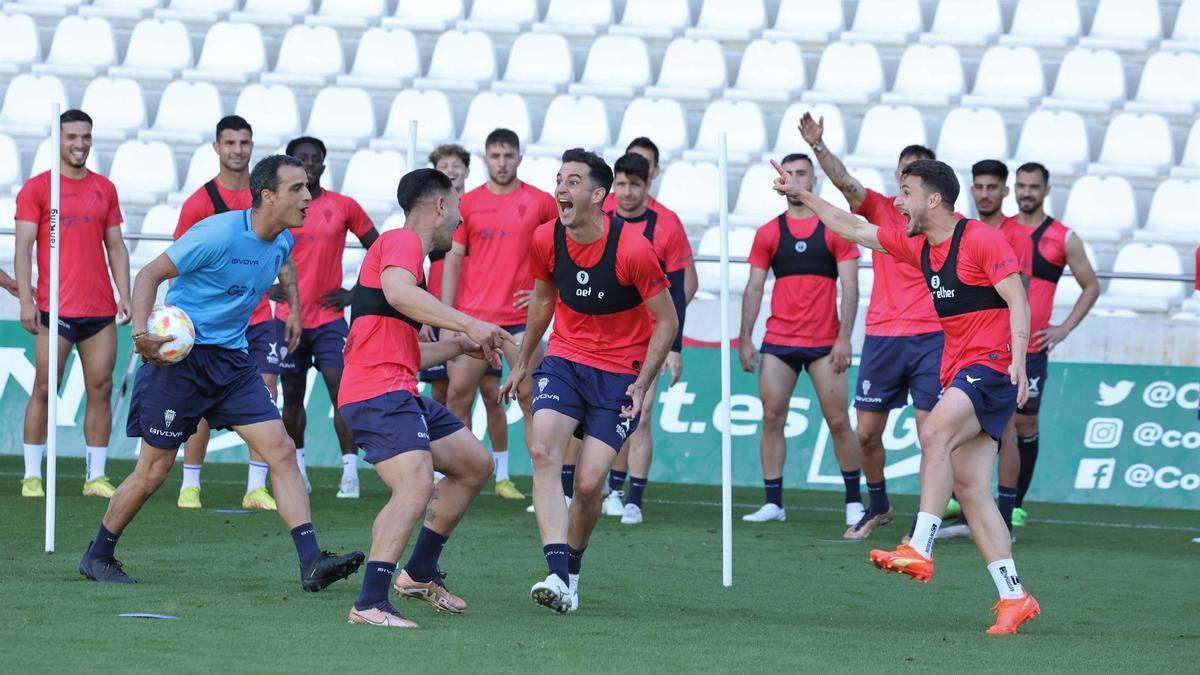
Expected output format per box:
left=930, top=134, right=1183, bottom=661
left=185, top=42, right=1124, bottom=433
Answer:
left=146, top=304, right=195, bottom=363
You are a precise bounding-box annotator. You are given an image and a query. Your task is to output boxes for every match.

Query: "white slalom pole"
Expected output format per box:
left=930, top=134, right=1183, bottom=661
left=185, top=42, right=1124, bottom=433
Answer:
left=406, top=120, right=418, bottom=175
left=46, top=103, right=61, bottom=554
left=717, top=132, right=732, bottom=587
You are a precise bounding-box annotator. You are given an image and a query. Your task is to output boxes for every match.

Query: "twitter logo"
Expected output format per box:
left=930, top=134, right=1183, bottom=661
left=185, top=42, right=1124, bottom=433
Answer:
left=1097, top=380, right=1135, bottom=407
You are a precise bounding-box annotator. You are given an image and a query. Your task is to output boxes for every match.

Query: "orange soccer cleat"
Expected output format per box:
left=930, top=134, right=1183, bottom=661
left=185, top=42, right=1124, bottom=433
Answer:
left=869, top=544, right=934, bottom=583
left=987, top=593, right=1041, bottom=634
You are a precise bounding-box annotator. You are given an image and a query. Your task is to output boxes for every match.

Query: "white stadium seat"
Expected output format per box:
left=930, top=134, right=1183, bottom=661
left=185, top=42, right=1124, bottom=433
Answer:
left=305, top=86, right=376, bottom=150
left=1171, top=120, right=1200, bottom=179
left=569, top=35, right=652, bottom=98
left=1080, top=0, right=1162, bottom=51
left=846, top=105, right=927, bottom=169
left=1001, top=0, right=1082, bottom=47
left=128, top=204, right=181, bottom=270
left=414, top=30, right=496, bottom=93
left=936, top=107, right=1007, bottom=167
left=843, top=0, right=922, bottom=44
left=31, top=15, right=115, bottom=78
left=376, top=89, right=456, bottom=151
left=687, top=100, right=767, bottom=164
left=687, top=0, right=766, bottom=41
left=230, top=0, right=311, bottom=26
left=459, top=92, right=532, bottom=151
left=726, top=39, right=806, bottom=102
left=341, top=149, right=408, bottom=213
left=766, top=0, right=843, bottom=43
left=803, top=42, right=884, bottom=105
left=1097, top=243, right=1186, bottom=312
left=645, top=38, right=728, bottom=101
left=772, top=103, right=847, bottom=157
left=1061, top=175, right=1138, bottom=242
left=0, top=12, right=41, bottom=75
left=921, top=0, right=1002, bottom=46
left=306, top=0, right=386, bottom=29
left=1014, top=110, right=1090, bottom=177
left=233, top=84, right=301, bottom=148
left=109, top=18, right=192, bottom=81
left=695, top=226, right=757, bottom=293
left=81, top=0, right=162, bottom=21
left=0, top=134, right=21, bottom=190
left=516, top=155, right=559, bottom=194
left=386, top=0, right=464, bottom=32
left=0, top=74, right=68, bottom=137
left=1043, top=48, right=1126, bottom=113
left=109, top=140, right=177, bottom=205
left=493, top=33, right=573, bottom=96
left=534, top=0, right=613, bottom=36
left=30, top=136, right=100, bottom=177
left=612, top=0, right=690, bottom=39
left=156, top=0, right=238, bottom=24
left=80, top=77, right=147, bottom=142
left=1134, top=180, right=1200, bottom=246
left=1126, top=51, right=1200, bottom=116
left=1164, top=0, right=1200, bottom=50
left=0, top=197, right=15, bottom=258
left=262, top=25, right=344, bottom=88
left=139, top=80, right=222, bottom=145
left=658, top=161, right=722, bottom=226
left=338, top=28, right=420, bottom=89
left=183, top=22, right=267, bottom=84
left=961, top=46, right=1045, bottom=109
left=180, top=144, right=217, bottom=196
left=731, top=164, right=786, bottom=226
left=881, top=44, right=965, bottom=107
left=612, top=98, right=688, bottom=160
left=458, top=0, right=538, bottom=33
left=1089, top=113, right=1174, bottom=178
left=531, top=95, right=610, bottom=156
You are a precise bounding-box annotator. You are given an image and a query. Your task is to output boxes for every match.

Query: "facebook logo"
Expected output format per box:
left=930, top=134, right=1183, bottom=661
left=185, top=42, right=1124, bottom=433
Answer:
left=1074, top=459, right=1116, bottom=490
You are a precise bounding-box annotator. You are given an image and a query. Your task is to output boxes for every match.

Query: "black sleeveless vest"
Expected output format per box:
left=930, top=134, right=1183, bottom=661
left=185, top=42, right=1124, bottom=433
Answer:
left=552, top=217, right=643, bottom=315
left=349, top=279, right=427, bottom=331
left=920, top=219, right=1008, bottom=318
left=1029, top=217, right=1064, bottom=284
left=769, top=214, right=838, bottom=279
left=203, top=179, right=230, bottom=214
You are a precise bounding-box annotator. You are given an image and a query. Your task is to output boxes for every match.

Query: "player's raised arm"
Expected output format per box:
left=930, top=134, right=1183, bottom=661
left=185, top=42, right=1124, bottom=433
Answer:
left=379, top=265, right=510, bottom=365
left=799, top=112, right=866, bottom=212
left=771, top=160, right=884, bottom=252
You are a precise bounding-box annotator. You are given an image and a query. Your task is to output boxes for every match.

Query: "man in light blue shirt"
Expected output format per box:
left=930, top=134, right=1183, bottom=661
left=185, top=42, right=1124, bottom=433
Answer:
left=79, top=155, right=364, bottom=591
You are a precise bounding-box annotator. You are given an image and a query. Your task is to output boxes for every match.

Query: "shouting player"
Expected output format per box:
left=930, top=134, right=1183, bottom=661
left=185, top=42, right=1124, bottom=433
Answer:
left=278, top=136, right=379, bottom=499
left=503, top=149, right=677, bottom=613
left=739, top=153, right=863, bottom=528
left=774, top=159, right=1041, bottom=635
left=15, top=109, right=130, bottom=499
left=79, top=155, right=364, bottom=590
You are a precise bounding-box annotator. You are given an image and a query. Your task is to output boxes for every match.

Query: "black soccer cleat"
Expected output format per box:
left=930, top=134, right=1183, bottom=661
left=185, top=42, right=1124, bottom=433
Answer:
left=301, top=550, right=366, bottom=592
left=79, top=544, right=138, bottom=584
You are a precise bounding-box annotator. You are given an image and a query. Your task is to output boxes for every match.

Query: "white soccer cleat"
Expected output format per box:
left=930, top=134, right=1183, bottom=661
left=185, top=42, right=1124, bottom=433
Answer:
left=567, top=573, right=580, bottom=613
left=620, top=503, right=643, bottom=525
left=336, top=476, right=360, bottom=499
left=602, top=490, right=625, bottom=516
left=742, top=503, right=786, bottom=522
left=935, top=520, right=972, bottom=539
left=846, top=502, right=866, bottom=526
left=527, top=495, right=571, bottom=514
left=530, top=574, right=571, bottom=613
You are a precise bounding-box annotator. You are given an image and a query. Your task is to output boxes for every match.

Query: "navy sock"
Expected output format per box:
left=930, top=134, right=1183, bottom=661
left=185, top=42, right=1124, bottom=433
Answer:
left=544, top=544, right=569, bottom=583
left=607, top=469, right=627, bottom=493
left=866, top=480, right=890, bottom=513
left=403, top=526, right=449, bottom=583
left=567, top=545, right=586, bottom=576
left=998, top=486, right=1018, bottom=532
left=354, top=560, right=396, bottom=609
left=764, top=478, right=783, bottom=507
left=841, top=470, right=862, bottom=504
left=561, top=465, right=576, bottom=499
left=627, top=476, right=647, bottom=508
left=290, top=522, right=320, bottom=569
left=89, top=523, right=119, bottom=559
left=1016, top=434, right=1039, bottom=507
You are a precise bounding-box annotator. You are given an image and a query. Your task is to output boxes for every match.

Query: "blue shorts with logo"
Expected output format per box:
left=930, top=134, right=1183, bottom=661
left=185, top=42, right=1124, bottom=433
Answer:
left=761, top=342, right=831, bottom=374
left=1017, top=348, right=1049, bottom=415
left=532, top=355, right=639, bottom=453
left=280, top=318, right=348, bottom=374
left=949, top=364, right=1018, bottom=442
left=855, top=332, right=944, bottom=412
left=417, top=327, right=502, bottom=381
left=247, top=320, right=281, bottom=376
left=39, top=312, right=114, bottom=344
left=127, top=346, right=281, bottom=450
left=339, top=390, right=465, bottom=464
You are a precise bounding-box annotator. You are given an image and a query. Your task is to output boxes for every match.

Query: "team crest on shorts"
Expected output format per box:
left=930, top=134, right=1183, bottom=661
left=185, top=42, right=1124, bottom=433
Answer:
left=164, top=409, right=176, bottom=428
left=862, top=379, right=871, bottom=395
left=538, top=377, right=548, bottom=393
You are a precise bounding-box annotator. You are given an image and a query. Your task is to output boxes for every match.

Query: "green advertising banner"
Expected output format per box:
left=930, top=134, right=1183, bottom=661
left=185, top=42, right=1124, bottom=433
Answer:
left=0, top=322, right=1196, bottom=510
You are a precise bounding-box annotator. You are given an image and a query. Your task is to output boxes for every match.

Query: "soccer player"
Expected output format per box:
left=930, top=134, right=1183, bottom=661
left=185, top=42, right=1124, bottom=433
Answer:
left=502, top=149, right=678, bottom=613
left=441, top=128, right=558, bottom=501
left=78, top=155, right=364, bottom=590
left=277, top=136, right=379, bottom=499
left=14, top=109, right=130, bottom=499
left=599, top=152, right=696, bottom=525
left=773, top=159, right=1041, bottom=634
left=1008, top=163, right=1100, bottom=525
left=798, top=112, right=942, bottom=540
left=340, top=168, right=512, bottom=628
left=739, top=153, right=863, bottom=527
left=173, top=115, right=299, bottom=511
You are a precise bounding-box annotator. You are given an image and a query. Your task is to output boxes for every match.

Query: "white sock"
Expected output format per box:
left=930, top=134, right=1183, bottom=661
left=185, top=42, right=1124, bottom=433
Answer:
left=493, top=450, right=509, bottom=481
left=341, top=453, right=358, bottom=481
left=911, top=512, right=942, bottom=559
left=23, top=443, right=46, bottom=479
left=987, top=558, right=1025, bottom=600
left=182, top=464, right=202, bottom=490
left=295, top=447, right=308, bottom=480
left=85, top=445, right=108, bottom=481
left=247, top=460, right=269, bottom=493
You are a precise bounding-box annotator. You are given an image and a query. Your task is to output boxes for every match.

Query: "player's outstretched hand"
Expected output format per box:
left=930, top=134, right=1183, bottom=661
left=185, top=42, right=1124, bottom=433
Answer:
left=284, top=313, right=302, bottom=352
left=320, top=288, right=353, bottom=311
left=831, top=336, right=852, bottom=374
left=770, top=159, right=806, bottom=200
left=1034, top=324, right=1070, bottom=352
left=134, top=332, right=174, bottom=367
left=417, top=324, right=435, bottom=343
left=664, top=351, right=683, bottom=386
left=621, top=380, right=647, bottom=419
left=738, top=341, right=758, bottom=373
left=798, top=112, right=824, bottom=147
left=463, top=319, right=514, bottom=369
left=19, top=298, right=39, bottom=335
left=1011, top=362, right=1029, bottom=408
left=499, top=364, right=526, bottom=404
left=115, top=298, right=132, bottom=325
left=513, top=289, right=534, bottom=309
left=455, top=334, right=489, bottom=361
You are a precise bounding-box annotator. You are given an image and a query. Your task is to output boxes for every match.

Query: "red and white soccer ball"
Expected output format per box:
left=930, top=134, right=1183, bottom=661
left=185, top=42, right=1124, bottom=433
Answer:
left=146, top=304, right=195, bottom=363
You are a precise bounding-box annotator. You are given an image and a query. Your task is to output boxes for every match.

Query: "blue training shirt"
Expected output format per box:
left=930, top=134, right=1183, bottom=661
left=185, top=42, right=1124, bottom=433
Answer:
left=165, top=209, right=294, bottom=351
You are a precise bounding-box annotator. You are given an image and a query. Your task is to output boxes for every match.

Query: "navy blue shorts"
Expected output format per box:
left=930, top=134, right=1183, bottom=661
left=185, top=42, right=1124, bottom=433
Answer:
left=1017, top=349, right=1048, bottom=415
left=855, top=332, right=944, bottom=412
left=501, top=323, right=526, bottom=336
left=532, top=355, right=638, bottom=453
left=949, top=364, right=1017, bottom=442
left=127, top=346, right=282, bottom=450
left=247, top=320, right=281, bottom=376
left=39, top=312, right=113, bottom=344
left=760, top=342, right=831, bottom=374
left=280, top=318, right=348, bottom=374
left=339, top=390, right=465, bottom=464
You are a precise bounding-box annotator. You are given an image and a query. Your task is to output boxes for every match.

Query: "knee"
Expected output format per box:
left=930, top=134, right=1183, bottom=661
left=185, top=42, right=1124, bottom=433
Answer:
left=857, top=428, right=883, bottom=453
left=761, top=405, right=788, bottom=433
left=952, top=479, right=989, bottom=506
left=918, top=429, right=950, bottom=457
left=826, top=414, right=853, bottom=439
left=1014, top=417, right=1038, bottom=438
left=528, top=439, right=558, bottom=468
left=573, top=471, right=604, bottom=500
left=86, top=378, right=113, bottom=401
left=139, top=458, right=173, bottom=490
left=465, top=448, right=494, bottom=485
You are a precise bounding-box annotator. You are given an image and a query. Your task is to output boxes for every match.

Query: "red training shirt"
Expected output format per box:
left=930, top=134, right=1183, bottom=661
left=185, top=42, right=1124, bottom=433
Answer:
left=853, top=190, right=942, bottom=337
left=1012, top=216, right=1072, bottom=353
left=997, top=217, right=1033, bottom=278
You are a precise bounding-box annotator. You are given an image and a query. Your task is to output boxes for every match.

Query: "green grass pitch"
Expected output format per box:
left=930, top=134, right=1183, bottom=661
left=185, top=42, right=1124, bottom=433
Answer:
left=2, top=456, right=1197, bottom=672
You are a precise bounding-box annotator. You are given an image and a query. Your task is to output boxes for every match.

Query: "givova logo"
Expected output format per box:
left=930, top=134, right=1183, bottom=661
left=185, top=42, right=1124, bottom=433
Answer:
left=1074, top=458, right=1116, bottom=489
